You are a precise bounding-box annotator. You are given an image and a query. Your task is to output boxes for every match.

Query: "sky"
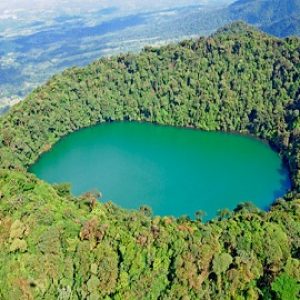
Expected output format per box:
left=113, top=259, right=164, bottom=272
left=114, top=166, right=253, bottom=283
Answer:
left=0, top=0, right=234, bottom=13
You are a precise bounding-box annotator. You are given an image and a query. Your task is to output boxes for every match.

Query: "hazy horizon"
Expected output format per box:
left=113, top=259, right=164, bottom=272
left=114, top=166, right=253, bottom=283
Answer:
left=0, top=0, right=234, bottom=14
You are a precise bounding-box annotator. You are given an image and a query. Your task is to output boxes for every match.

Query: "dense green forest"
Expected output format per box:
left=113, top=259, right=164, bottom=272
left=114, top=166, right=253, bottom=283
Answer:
left=0, top=22, right=300, bottom=299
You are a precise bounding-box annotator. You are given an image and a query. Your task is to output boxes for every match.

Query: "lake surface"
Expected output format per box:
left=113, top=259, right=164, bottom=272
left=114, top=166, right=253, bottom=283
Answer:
left=30, top=122, right=290, bottom=219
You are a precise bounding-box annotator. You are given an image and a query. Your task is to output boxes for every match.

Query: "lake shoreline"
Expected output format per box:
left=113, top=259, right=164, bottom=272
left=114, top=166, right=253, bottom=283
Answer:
left=30, top=121, right=291, bottom=220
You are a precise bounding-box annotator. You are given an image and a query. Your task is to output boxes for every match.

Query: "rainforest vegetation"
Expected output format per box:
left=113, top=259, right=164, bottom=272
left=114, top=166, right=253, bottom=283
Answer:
left=0, top=22, right=300, bottom=299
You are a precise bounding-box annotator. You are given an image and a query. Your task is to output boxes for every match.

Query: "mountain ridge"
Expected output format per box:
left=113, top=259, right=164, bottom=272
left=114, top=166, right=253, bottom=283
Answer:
left=1, top=0, right=299, bottom=112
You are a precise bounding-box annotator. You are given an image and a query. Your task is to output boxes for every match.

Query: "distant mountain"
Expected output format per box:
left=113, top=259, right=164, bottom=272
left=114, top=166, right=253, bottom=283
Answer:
left=262, top=16, right=300, bottom=37
left=0, top=0, right=299, bottom=113
left=226, top=0, right=300, bottom=37
left=167, top=0, right=300, bottom=41
left=228, top=0, right=299, bottom=22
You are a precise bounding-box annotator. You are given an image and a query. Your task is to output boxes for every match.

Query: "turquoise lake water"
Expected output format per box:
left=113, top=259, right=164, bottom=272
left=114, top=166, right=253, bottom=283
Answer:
left=30, top=122, right=290, bottom=219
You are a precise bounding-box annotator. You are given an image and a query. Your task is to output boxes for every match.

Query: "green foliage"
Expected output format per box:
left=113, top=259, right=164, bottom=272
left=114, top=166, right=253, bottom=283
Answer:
left=213, top=253, right=233, bottom=274
left=271, top=273, right=300, bottom=300
left=0, top=23, right=299, bottom=299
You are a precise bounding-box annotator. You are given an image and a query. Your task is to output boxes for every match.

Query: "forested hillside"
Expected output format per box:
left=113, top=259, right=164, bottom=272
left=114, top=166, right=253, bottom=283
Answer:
left=228, top=0, right=299, bottom=23
left=0, top=22, right=300, bottom=299
left=262, top=16, right=300, bottom=38
left=1, top=0, right=299, bottom=111
left=226, top=0, right=300, bottom=37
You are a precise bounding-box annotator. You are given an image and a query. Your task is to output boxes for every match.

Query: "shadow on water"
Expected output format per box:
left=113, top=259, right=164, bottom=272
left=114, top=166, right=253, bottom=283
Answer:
left=268, top=162, right=291, bottom=210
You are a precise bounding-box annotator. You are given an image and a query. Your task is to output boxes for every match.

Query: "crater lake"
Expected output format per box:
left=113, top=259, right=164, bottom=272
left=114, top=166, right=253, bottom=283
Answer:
left=30, top=122, right=291, bottom=219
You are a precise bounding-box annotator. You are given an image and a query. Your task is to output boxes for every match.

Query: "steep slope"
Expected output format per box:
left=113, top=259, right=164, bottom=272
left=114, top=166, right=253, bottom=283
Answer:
left=0, top=23, right=299, bottom=299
